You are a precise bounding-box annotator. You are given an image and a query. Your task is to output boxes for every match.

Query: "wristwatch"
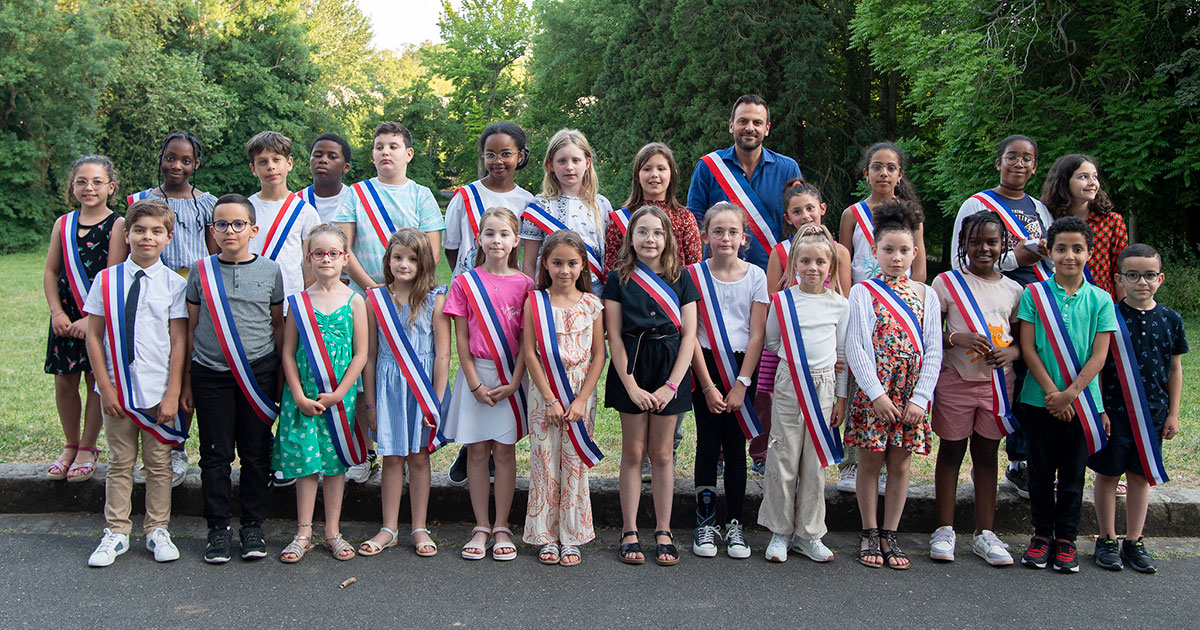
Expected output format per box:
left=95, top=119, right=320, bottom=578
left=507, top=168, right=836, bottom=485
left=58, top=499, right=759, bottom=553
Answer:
left=736, top=376, right=752, bottom=387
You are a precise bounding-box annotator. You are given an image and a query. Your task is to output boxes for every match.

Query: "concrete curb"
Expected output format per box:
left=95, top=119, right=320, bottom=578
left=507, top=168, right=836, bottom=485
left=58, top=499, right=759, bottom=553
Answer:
left=3, top=463, right=1199, bottom=536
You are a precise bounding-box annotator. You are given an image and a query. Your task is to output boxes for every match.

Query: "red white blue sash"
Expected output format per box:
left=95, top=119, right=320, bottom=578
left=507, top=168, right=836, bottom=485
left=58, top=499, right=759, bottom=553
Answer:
left=460, top=270, right=528, bottom=439
left=58, top=211, right=91, bottom=311
left=98, top=264, right=187, bottom=445
left=863, top=278, right=924, bottom=358
left=771, top=291, right=843, bottom=466
left=699, top=152, right=776, bottom=257
left=523, top=202, right=604, bottom=280
left=195, top=255, right=279, bottom=424
left=125, top=189, right=151, bottom=206
left=454, top=183, right=486, bottom=240
left=632, top=261, right=681, bottom=329
left=1109, top=304, right=1169, bottom=484
left=529, top=290, right=604, bottom=467
left=287, top=292, right=368, bottom=467
left=971, top=190, right=1052, bottom=281
left=366, top=287, right=448, bottom=452
left=773, top=237, right=792, bottom=271
left=351, top=179, right=399, bottom=250
left=850, top=201, right=875, bottom=248
left=258, top=192, right=311, bottom=261
left=1027, top=281, right=1108, bottom=454
left=609, top=207, right=631, bottom=237
left=941, top=271, right=1018, bottom=435
left=688, top=262, right=763, bottom=439
left=296, top=185, right=317, bottom=206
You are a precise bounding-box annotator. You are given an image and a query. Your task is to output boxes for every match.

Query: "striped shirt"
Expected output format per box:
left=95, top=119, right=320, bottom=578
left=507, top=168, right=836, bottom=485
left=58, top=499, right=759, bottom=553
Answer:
left=129, top=189, right=217, bottom=272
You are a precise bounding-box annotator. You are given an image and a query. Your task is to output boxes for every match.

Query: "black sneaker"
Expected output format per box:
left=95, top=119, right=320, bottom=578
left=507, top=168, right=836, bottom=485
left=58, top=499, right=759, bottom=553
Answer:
left=749, top=460, right=766, bottom=477
left=447, top=447, right=468, bottom=487
left=1121, top=537, right=1158, bottom=574
left=1021, top=535, right=1051, bottom=569
left=1005, top=462, right=1030, bottom=499
left=1053, top=539, right=1080, bottom=573
left=239, top=526, right=267, bottom=560
left=488, top=455, right=495, bottom=483
left=715, top=456, right=725, bottom=479
left=205, top=527, right=232, bottom=564
left=1093, top=537, right=1123, bottom=571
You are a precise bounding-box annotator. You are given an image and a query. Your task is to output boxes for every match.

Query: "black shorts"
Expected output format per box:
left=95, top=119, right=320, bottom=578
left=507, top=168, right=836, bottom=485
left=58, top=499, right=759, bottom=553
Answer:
left=1086, top=409, right=1165, bottom=478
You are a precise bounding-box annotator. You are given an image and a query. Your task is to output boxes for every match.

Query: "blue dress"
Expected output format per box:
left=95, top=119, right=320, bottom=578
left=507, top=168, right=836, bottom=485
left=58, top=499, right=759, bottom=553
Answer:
left=375, top=286, right=448, bottom=456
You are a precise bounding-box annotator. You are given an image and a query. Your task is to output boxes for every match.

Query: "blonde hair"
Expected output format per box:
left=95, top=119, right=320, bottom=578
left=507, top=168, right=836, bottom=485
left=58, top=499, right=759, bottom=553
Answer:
left=783, top=224, right=842, bottom=296
left=616, top=205, right=681, bottom=283
left=473, top=207, right=522, bottom=270
left=382, top=228, right=438, bottom=325
left=541, top=129, right=602, bottom=235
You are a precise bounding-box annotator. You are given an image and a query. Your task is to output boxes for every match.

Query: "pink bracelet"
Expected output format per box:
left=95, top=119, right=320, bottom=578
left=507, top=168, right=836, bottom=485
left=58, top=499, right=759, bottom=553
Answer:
left=664, top=379, right=678, bottom=392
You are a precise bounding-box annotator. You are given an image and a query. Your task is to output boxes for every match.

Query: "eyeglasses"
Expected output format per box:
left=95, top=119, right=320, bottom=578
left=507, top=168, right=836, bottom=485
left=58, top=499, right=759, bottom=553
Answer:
left=868, top=163, right=899, bottom=174
left=1002, top=155, right=1035, bottom=165
left=1119, top=271, right=1161, bottom=284
left=308, top=250, right=345, bottom=261
left=72, top=179, right=110, bottom=189
left=483, top=151, right=517, bottom=161
left=212, top=220, right=251, bottom=233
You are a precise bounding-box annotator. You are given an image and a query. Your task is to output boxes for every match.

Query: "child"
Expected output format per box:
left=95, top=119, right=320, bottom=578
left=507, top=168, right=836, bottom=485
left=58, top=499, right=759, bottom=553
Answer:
left=688, top=202, right=768, bottom=559
left=273, top=224, right=369, bottom=563
left=845, top=199, right=942, bottom=570
left=43, top=156, right=123, bottom=482
left=604, top=142, right=702, bottom=272
left=839, top=142, right=927, bottom=285
left=1089, top=244, right=1186, bottom=573
left=301, top=133, right=353, bottom=223
left=1016, top=216, right=1117, bottom=573
left=521, top=231, right=606, bottom=566
left=1041, top=154, right=1127, bottom=300
left=445, top=122, right=534, bottom=279
left=358, top=228, right=450, bottom=559
left=760, top=225, right=848, bottom=563
left=604, top=205, right=699, bottom=566
left=928, top=211, right=1022, bottom=566
left=245, top=131, right=322, bottom=299
left=182, top=193, right=285, bottom=564
left=82, top=199, right=187, bottom=567
left=520, top=128, right=612, bottom=295
left=335, top=122, right=444, bottom=293
left=441, top=208, right=534, bottom=561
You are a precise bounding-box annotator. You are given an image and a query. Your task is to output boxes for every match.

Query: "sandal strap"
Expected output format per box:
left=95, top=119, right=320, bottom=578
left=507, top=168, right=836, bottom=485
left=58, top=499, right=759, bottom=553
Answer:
left=621, top=530, right=638, bottom=538
left=654, top=530, right=673, bottom=540
left=471, top=526, right=492, bottom=536
left=492, top=526, right=514, bottom=536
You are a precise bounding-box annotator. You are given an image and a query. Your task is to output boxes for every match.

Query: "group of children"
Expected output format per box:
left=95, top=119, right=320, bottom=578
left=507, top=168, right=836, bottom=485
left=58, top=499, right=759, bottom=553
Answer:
left=44, top=124, right=1184, bottom=576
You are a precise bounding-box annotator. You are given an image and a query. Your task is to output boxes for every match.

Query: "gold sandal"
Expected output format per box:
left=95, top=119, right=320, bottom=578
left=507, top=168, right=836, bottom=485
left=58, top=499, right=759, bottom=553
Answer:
left=325, top=534, right=355, bottom=561
left=280, top=536, right=314, bottom=564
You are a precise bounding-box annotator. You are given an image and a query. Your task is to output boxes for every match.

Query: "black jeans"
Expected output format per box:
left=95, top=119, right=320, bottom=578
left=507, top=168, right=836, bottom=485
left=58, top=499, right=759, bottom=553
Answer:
left=191, top=355, right=279, bottom=530
left=692, top=349, right=756, bottom=522
left=1023, top=403, right=1088, bottom=541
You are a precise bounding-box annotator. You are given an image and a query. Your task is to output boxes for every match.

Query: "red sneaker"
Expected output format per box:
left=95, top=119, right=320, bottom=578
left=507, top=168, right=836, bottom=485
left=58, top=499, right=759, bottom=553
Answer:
left=1021, top=535, right=1051, bottom=569
left=1053, top=539, right=1080, bottom=573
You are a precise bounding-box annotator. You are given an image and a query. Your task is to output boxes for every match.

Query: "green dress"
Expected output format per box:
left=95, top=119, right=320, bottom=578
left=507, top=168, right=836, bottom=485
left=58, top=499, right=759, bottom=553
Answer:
left=271, top=297, right=358, bottom=478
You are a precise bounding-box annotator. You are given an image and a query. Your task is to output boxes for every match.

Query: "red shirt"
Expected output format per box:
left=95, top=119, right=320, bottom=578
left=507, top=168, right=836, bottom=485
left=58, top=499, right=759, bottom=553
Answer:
left=604, top=199, right=702, bottom=272
left=1086, top=211, right=1128, bottom=299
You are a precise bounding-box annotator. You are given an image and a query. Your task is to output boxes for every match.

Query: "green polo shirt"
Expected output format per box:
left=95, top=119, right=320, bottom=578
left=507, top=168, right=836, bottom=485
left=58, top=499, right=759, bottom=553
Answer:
left=1016, top=275, right=1117, bottom=409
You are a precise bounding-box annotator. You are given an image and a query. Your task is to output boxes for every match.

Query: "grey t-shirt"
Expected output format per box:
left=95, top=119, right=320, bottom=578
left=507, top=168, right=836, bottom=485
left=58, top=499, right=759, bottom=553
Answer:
left=186, top=255, right=284, bottom=371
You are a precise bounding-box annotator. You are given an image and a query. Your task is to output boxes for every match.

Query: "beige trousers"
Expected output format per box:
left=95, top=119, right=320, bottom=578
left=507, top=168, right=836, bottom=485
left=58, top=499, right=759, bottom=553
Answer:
left=103, top=412, right=172, bottom=535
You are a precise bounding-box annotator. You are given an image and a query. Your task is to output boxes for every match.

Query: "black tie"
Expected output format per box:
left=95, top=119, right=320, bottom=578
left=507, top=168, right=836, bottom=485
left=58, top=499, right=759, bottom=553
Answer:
left=125, top=270, right=145, bottom=358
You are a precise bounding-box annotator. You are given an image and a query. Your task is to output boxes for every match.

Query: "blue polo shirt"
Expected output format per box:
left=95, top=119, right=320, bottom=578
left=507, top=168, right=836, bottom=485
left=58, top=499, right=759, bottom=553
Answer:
left=686, top=145, right=802, bottom=269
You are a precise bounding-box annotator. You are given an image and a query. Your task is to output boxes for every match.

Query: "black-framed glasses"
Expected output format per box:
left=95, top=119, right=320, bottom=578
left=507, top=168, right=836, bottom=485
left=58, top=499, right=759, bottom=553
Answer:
left=212, top=220, right=251, bottom=233
left=1119, top=271, right=1161, bottom=284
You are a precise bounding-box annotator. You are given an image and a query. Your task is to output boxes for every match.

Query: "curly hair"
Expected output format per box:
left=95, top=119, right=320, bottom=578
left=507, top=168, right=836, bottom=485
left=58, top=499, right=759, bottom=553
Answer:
left=955, top=210, right=1010, bottom=271
left=1040, top=154, right=1115, bottom=218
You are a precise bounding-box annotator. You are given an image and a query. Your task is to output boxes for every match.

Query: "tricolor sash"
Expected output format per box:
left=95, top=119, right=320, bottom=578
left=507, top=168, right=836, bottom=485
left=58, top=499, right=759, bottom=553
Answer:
left=773, top=237, right=792, bottom=272
left=631, top=261, right=681, bottom=329
left=98, top=264, right=187, bottom=445
left=850, top=201, right=875, bottom=248
left=258, top=192, right=312, bottom=261
left=1027, top=281, right=1108, bottom=454
left=970, top=190, right=1052, bottom=281
left=365, top=287, right=448, bottom=452
left=941, top=271, right=1018, bottom=435
left=460, top=270, right=529, bottom=439
left=454, top=183, right=486, bottom=240
left=609, top=207, right=632, bottom=237
left=688, top=262, right=763, bottom=439
left=58, top=211, right=91, bottom=311
left=296, top=185, right=317, bottom=206
left=126, top=189, right=151, bottom=206
left=523, top=202, right=604, bottom=280
left=1109, top=304, right=1169, bottom=484
left=863, top=278, right=924, bottom=358
left=350, top=179, right=399, bottom=250
left=771, top=290, right=843, bottom=466
left=195, top=255, right=280, bottom=424
left=699, top=152, right=776, bottom=256
left=528, top=290, right=604, bottom=467
left=287, top=292, right=368, bottom=467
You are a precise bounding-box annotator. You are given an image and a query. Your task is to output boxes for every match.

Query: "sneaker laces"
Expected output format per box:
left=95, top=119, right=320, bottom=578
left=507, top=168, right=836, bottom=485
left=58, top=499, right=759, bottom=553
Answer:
left=96, top=530, right=124, bottom=553
left=1057, top=540, right=1077, bottom=561
left=148, top=528, right=169, bottom=546
left=695, top=525, right=719, bottom=546
left=841, top=464, right=857, bottom=478
left=725, top=521, right=747, bottom=548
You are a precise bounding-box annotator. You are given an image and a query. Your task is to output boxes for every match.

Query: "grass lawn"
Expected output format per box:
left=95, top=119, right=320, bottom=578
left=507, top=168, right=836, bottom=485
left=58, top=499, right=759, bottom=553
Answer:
left=3, top=245, right=1197, bottom=489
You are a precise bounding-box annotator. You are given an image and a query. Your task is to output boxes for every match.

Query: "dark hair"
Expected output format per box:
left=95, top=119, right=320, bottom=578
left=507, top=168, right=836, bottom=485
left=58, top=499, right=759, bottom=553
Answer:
left=995, top=134, right=1039, bottom=162
left=214, top=193, right=255, bottom=223
left=311, top=133, right=351, bottom=164
left=537, top=230, right=593, bottom=294
left=1046, top=216, right=1093, bottom=250
left=374, top=121, right=412, bottom=149
left=245, top=131, right=292, bottom=161
left=730, top=93, right=769, bottom=121
left=1040, top=153, right=1115, bottom=218
left=623, top=142, right=685, bottom=213
left=781, top=178, right=823, bottom=238
left=155, top=131, right=204, bottom=223
left=857, top=142, right=919, bottom=202
left=955, top=210, right=1010, bottom=271
left=126, top=198, right=174, bottom=232
left=1117, top=243, right=1161, bottom=269
left=479, top=121, right=529, bottom=170
left=871, top=198, right=923, bottom=242
left=65, top=155, right=119, bottom=206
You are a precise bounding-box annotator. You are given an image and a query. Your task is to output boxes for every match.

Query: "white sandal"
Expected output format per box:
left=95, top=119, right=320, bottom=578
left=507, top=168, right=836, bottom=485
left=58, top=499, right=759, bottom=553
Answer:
left=411, top=528, right=438, bottom=557
left=492, top=526, right=517, bottom=561
left=357, top=527, right=398, bottom=557
left=280, top=536, right=314, bottom=564
left=538, top=542, right=560, bottom=565
left=461, top=526, right=492, bottom=560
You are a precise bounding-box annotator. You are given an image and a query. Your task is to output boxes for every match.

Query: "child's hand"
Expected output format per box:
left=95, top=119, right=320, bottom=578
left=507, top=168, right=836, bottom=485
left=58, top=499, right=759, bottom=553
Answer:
left=51, top=313, right=72, bottom=337
left=545, top=399, right=565, bottom=426
left=179, top=382, right=193, bottom=415
left=723, top=382, right=747, bottom=414
left=984, top=346, right=1020, bottom=369
left=1051, top=405, right=1075, bottom=422
left=651, top=386, right=675, bottom=412
left=1163, top=415, right=1179, bottom=440
left=953, top=331, right=993, bottom=355
left=704, top=386, right=727, bottom=414
left=834, top=359, right=846, bottom=374
left=422, top=411, right=436, bottom=429
left=1101, top=412, right=1111, bottom=436
left=901, top=401, right=926, bottom=426
left=100, top=391, right=126, bottom=420
left=565, top=398, right=588, bottom=423
left=871, top=395, right=901, bottom=424
left=628, top=386, right=657, bottom=412
left=488, top=382, right=520, bottom=403
left=363, top=406, right=377, bottom=432
left=296, top=396, right=325, bottom=417
left=1044, top=390, right=1075, bottom=416
left=315, top=392, right=342, bottom=411
left=830, top=397, right=846, bottom=428
left=156, top=397, right=178, bottom=426
left=471, top=384, right=495, bottom=406
left=67, top=317, right=88, bottom=339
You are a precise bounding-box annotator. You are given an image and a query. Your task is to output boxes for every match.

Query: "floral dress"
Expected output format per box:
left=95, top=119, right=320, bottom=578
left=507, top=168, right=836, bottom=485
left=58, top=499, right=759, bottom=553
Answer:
left=45, top=212, right=118, bottom=375
left=845, top=276, right=933, bottom=455
left=272, top=296, right=358, bottom=478
left=523, top=292, right=603, bottom=546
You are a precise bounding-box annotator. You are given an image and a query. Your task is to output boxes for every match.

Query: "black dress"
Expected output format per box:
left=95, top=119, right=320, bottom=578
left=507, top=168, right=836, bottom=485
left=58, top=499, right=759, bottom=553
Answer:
left=44, top=212, right=118, bottom=375
left=602, top=268, right=699, bottom=415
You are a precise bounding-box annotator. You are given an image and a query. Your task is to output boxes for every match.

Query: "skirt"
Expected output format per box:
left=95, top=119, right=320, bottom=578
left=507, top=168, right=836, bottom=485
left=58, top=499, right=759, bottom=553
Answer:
left=605, top=331, right=692, bottom=416
left=441, top=357, right=525, bottom=445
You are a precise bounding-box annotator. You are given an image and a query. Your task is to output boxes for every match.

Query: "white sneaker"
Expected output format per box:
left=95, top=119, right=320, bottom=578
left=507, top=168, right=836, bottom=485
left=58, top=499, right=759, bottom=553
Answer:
left=765, top=533, right=789, bottom=562
left=877, top=467, right=888, bottom=496
left=930, top=525, right=956, bottom=562
left=692, top=525, right=719, bottom=557
left=972, top=530, right=1014, bottom=566
left=725, top=520, right=751, bottom=559
left=88, top=529, right=129, bottom=567
left=132, top=464, right=147, bottom=485
left=345, top=460, right=371, bottom=484
left=146, top=528, right=180, bottom=562
left=170, top=450, right=188, bottom=488
left=792, top=537, right=834, bottom=562
left=836, top=464, right=857, bottom=493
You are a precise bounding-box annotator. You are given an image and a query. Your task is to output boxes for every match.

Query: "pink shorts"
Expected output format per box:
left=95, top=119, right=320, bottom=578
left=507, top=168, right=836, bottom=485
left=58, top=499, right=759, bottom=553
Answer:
left=930, top=367, right=1015, bottom=442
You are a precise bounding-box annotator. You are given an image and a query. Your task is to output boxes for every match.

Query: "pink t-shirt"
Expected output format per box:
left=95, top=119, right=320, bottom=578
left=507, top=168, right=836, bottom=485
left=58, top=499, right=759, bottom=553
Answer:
left=444, top=269, right=536, bottom=360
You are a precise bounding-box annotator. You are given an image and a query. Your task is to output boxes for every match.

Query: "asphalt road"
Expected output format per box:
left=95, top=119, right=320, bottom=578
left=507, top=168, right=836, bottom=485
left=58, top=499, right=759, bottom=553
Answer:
left=1, top=514, right=1197, bottom=629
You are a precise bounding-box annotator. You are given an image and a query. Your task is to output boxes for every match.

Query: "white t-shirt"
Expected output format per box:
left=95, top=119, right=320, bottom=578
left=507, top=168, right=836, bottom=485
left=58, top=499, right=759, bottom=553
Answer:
left=764, top=286, right=849, bottom=397
left=248, top=192, right=322, bottom=298
left=444, top=180, right=533, bottom=278
left=696, top=263, right=769, bottom=353
left=310, top=186, right=351, bottom=224
left=847, top=201, right=911, bottom=285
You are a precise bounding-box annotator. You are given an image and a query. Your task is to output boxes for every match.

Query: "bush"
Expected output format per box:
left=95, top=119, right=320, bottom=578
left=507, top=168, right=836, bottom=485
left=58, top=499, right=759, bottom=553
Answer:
left=1160, top=262, right=1200, bottom=317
